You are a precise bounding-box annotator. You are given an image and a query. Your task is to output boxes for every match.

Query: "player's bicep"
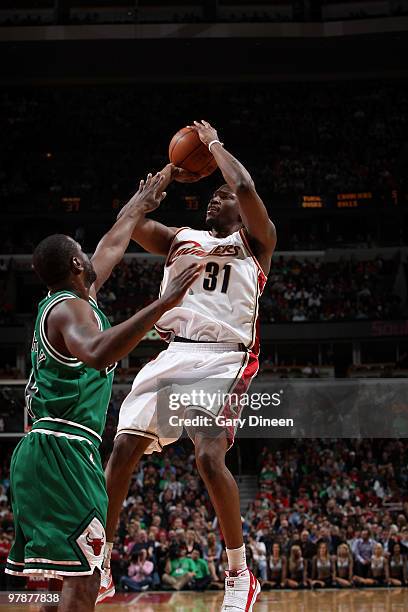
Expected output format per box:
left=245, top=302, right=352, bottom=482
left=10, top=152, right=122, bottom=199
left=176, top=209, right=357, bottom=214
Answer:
left=54, top=300, right=101, bottom=365
left=236, top=185, right=277, bottom=251
left=131, top=218, right=178, bottom=255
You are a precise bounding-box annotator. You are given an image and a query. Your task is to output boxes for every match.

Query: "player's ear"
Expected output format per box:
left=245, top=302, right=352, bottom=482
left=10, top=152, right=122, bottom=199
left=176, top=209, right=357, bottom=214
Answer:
left=71, top=255, right=84, bottom=275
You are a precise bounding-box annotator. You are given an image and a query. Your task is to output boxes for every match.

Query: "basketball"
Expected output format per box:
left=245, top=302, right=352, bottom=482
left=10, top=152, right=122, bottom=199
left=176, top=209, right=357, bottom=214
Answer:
left=169, top=127, right=218, bottom=177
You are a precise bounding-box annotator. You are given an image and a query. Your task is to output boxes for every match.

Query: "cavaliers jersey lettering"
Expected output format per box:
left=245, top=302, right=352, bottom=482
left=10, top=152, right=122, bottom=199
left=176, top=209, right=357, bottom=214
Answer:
left=156, top=228, right=267, bottom=350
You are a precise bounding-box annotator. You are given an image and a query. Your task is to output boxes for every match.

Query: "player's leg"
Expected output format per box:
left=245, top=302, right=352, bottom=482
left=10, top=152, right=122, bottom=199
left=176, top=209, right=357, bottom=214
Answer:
left=194, top=430, right=244, bottom=551
left=193, top=427, right=260, bottom=610
left=59, top=571, right=101, bottom=612
left=104, top=433, right=151, bottom=543
left=9, top=431, right=109, bottom=609
left=104, top=350, right=183, bottom=546
left=38, top=578, right=62, bottom=612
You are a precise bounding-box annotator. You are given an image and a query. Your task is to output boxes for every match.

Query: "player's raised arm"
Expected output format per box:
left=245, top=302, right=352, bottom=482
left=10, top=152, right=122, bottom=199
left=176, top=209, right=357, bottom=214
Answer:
left=125, top=162, right=201, bottom=256
left=48, top=263, right=202, bottom=370
left=90, top=172, right=167, bottom=295
left=192, top=120, right=277, bottom=272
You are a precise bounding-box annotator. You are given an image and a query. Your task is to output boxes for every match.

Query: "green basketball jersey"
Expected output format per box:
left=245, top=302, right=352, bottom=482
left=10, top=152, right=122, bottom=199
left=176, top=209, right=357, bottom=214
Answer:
left=25, top=290, right=116, bottom=439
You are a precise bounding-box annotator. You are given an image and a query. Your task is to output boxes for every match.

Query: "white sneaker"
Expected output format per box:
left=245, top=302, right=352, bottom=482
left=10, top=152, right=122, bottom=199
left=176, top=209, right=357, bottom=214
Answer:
left=221, top=568, right=261, bottom=611
left=96, top=567, right=115, bottom=604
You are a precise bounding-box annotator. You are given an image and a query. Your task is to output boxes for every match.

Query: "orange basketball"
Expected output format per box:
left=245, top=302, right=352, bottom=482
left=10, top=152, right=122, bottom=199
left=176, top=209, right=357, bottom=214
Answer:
left=169, top=127, right=218, bottom=177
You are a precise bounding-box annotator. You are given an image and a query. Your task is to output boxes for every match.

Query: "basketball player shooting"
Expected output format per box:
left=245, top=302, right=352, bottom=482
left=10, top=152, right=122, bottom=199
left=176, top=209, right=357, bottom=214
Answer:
left=5, top=173, right=201, bottom=612
left=102, top=121, right=276, bottom=611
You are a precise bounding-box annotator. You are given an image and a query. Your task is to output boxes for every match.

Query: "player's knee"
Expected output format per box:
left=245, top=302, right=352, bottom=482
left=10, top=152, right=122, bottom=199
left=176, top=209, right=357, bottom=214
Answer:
left=110, top=434, right=138, bottom=464
left=109, top=434, right=146, bottom=471
left=195, top=447, right=223, bottom=480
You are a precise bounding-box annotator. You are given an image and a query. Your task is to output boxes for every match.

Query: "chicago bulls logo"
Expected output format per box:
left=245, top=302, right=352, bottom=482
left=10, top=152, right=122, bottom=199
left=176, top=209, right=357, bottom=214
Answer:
left=86, top=532, right=104, bottom=556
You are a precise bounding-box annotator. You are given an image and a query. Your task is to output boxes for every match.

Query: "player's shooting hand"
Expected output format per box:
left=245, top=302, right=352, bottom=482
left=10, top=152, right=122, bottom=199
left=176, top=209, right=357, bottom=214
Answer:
left=160, top=263, right=203, bottom=310
left=190, top=120, right=221, bottom=149
left=117, top=172, right=166, bottom=219
left=171, top=165, right=202, bottom=183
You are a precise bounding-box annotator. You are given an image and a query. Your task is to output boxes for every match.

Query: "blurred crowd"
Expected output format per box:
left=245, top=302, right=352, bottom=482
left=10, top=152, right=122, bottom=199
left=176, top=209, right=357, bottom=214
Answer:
left=69, top=437, right=408, bottom=591
left=2, top=435, right=408, bottom=591
left=0, top=252, right=403, bottom=328
left=1, top=81, right=407, bottom=222
left=96, top=254, right=403, bottom=324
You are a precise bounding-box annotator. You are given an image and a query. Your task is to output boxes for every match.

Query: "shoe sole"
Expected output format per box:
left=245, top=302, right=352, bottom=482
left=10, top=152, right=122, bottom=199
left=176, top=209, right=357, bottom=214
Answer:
left=96, top=585, right=115, bottom=604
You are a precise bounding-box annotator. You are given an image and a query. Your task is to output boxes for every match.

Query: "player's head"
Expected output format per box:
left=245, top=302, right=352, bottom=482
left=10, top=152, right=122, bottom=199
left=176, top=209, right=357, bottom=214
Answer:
left=206, top=184, right=242, bottom=233
left=33, top=234, right=97, bottom=289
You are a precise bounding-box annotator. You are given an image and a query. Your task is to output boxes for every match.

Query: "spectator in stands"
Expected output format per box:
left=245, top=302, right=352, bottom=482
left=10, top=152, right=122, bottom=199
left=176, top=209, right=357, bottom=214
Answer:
left=190, top=549, right=211, bottom=591
left=310, top=542, right=333, bottom=588
left=286, top=545, right=307, bottom=588
left=388, top=543, right=407, bottom=586
left=353, top=528, right=377, bottom=579
left=217, top=549, right=229, bottom=581
left=298, top=529, right=312, bottom=552
left=354, top=542, right=389, bottom=586
left=162, top=544, right=195, bottom=591
left=120, top=549, right=154, bottom=592
left=333, top=543, right=353, bottom=587
left=0, top=528, right=12, bottom=590
left=247, top=533, right=268, bottom=581
left=268, top=542, right=287, bottom=588
left=204, top=532, right=222, bottom=582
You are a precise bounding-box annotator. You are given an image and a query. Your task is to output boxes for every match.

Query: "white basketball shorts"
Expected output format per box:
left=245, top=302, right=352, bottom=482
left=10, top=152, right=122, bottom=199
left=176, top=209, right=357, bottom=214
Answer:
left=116, top=341, right=259, bottom=453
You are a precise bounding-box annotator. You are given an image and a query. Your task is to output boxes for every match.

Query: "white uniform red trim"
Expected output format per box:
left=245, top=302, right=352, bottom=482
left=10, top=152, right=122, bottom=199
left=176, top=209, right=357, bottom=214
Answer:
left=116, top=227, right=267, bottom=451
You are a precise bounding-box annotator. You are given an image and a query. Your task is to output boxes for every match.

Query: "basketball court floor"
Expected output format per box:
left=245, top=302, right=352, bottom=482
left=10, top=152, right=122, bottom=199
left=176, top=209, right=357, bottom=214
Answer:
left=2, top=589, right=408, bottom=611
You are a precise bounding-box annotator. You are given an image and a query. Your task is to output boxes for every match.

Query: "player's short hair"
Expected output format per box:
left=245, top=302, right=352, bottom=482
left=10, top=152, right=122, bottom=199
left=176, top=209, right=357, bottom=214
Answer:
left=33, top=234, right=79, bottom=286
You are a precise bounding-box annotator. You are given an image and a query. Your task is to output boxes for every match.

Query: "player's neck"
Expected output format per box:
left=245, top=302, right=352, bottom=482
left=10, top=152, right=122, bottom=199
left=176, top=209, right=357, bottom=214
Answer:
left=209, top=223, right=242, bottom=239
left=48, top=279, right=89, bottom=300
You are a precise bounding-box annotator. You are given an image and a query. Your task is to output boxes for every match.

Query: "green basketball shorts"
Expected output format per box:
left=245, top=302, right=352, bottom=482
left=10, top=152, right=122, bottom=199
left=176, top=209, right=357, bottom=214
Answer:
left=5, top=423, right=108, bottom=579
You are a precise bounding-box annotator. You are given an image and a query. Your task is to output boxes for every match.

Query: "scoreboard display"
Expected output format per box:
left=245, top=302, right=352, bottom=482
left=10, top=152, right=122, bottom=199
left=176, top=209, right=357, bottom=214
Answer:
left=336, top=192, right=373, bottom=208
left=301, top=192, right=375, bottom=210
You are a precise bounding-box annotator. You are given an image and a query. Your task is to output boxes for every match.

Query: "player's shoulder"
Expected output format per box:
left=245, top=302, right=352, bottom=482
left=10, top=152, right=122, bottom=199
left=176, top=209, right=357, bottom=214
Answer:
left=47, top=293, right=95, bottom=326
left=171, top=227, right=205, bottom=241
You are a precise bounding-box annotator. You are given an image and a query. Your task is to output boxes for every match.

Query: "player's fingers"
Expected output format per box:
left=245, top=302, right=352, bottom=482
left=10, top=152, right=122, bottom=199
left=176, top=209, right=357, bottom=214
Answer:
left=151, top=172, right=163, bottom=187
left=201, top=119, right=211, bottom=127
left=139, top=179, right=145, bottom=190
left=178, top=263, right=203, bottom=283
left=175, top=264, right=198, bottom=283
left=145, top=172, right=153, bottom=188
left=182, top=271, right=201, bottom=289
left=181, top=269, right=202, bottom=289
left=160, top=191, right=167, bottom=202
left=152, top=174, right=165, bottom=196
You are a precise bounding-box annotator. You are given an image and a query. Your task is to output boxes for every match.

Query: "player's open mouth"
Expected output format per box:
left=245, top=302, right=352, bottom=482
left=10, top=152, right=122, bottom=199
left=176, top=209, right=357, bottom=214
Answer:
left=207, top=206, right=220, bottom=215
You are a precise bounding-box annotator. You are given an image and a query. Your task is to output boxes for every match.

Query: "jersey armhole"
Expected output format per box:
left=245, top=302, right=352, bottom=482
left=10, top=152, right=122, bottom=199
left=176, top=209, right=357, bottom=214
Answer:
left=239, top=228, right=268, bottom=283
left=39, top=294, right=85, bottom=368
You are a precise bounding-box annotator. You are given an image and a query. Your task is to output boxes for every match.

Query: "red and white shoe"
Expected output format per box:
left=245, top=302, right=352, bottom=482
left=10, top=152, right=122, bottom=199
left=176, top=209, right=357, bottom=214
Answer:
left=221, top=568, right=261, bottom=611
left=96, top=567, right=115, bottom=604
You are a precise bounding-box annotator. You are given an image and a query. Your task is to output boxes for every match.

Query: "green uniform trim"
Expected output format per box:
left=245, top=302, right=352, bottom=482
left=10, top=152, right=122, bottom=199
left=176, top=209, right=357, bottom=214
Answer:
left=31, top=418, right=102, bottom=447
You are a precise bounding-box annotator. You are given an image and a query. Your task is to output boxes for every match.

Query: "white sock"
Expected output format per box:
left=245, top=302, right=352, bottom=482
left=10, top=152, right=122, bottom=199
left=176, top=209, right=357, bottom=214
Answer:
left=226, top=544, right=246, bottom=572
left=103, top=542, right=113, bottom=570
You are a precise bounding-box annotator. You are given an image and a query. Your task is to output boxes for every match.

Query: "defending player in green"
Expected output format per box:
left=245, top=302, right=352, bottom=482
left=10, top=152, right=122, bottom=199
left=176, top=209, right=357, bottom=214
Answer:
left=5, top=172, right=201, bottom=612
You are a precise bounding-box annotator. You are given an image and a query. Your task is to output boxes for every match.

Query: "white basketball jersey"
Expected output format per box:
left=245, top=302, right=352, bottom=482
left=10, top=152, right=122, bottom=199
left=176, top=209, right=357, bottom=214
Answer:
left=155, top=228, right=267, bottom=350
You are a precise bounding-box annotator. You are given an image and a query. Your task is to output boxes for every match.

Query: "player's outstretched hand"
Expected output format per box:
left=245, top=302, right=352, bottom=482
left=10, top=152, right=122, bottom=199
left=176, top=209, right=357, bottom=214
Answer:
left=189, top=120, right=222, bottom=149
left=160, top=263, right=203, bottom=310
left=117, top=172, right=166, bottom=219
